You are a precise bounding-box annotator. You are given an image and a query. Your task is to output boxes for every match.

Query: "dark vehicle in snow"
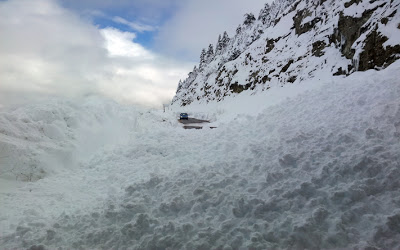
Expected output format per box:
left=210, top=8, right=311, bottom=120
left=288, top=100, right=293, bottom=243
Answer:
left=180, top=113, right=189, bottom=120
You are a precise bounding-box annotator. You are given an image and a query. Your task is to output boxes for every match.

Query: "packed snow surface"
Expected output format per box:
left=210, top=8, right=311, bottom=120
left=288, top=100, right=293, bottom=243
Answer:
left=1, top=62, right=400, bottom=249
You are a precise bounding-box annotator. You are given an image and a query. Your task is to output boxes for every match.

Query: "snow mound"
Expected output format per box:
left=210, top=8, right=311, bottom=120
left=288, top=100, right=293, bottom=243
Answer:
left=0, top=97, right=138, bottom=182
left=1, top=62, right=400, bottom=249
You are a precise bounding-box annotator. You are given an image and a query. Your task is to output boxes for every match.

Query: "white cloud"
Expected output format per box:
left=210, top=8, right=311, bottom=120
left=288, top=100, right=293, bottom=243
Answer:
left=155, top=0, right=272, bottom=60
left=98, top=28, right=192, bottom=106
left=101, top=28, right=152, bottom=58
left=61, top=0, right=181, bottom=26
left=112, top=16, right=157, bottom=33
left=0, top=0, right=276, bottom=108
left=0, top=0, right=193, bottom=108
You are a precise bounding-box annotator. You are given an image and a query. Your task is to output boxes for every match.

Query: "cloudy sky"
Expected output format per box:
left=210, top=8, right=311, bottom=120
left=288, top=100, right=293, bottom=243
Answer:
left=0, top=0, right=269, bottom=108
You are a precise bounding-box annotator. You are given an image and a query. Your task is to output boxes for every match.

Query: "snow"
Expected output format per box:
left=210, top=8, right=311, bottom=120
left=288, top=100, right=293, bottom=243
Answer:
left=0, top=97, right=137, bottom=182
left=1, top=60, right=400, bottom=249
left=266, top=11, right=296, bottom=39
left=172, top=0, right=400, bottom=107
left=176, top=75, right=326, bottom=126
left=0, top=1, right=399, bottom=247
left=381, top=11, right=400, bottom=47
left=349, top=0, right=400, bottom=53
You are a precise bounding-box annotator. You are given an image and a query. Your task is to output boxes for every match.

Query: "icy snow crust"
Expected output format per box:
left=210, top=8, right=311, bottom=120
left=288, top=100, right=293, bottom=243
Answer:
left=1, top=62, right=400, bottom=249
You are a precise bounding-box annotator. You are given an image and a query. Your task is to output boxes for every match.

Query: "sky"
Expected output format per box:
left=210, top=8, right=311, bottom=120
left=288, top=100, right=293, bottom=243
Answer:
left=0, top=0, right=269, bottom=108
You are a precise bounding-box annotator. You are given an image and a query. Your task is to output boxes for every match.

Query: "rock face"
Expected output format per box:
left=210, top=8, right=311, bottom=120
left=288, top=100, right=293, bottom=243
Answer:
left=171, top=0, right=400, bottom=106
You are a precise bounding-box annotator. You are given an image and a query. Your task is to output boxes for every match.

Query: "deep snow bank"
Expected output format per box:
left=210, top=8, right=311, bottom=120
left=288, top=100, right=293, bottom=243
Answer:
left=0, top=97, right=179, bottom=241
left=0, top=97, right=138, bottom=182
left=1, top=62, right=400, bottom=249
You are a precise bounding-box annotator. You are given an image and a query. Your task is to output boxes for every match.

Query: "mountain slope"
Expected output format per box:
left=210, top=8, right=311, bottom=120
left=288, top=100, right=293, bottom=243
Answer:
left=171, top=0, right=400, bottom=106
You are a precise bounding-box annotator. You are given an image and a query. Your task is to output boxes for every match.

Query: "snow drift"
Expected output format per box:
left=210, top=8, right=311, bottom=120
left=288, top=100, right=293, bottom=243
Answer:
left=1, top=61, right=400, bottom=249
left=0, top=97, right=138, bottom=182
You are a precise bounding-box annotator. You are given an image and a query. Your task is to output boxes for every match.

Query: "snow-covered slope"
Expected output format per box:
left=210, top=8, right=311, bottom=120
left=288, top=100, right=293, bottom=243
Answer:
left=172, top=0, right=400, bottom=106
left=1, top=61, right=400, bottom=249
left=1, top=0, right=400, bottom=248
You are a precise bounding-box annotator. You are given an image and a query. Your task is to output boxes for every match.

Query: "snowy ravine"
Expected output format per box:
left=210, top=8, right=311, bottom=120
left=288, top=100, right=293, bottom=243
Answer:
left=0, top=61, right=399, bottom=249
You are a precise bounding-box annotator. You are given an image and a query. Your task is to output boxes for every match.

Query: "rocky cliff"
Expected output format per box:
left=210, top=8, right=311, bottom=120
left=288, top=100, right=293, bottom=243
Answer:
left=171, top=0, right=400, bottom=106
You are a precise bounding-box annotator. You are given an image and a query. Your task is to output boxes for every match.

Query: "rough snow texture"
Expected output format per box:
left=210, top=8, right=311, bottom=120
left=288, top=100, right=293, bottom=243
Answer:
left=0, top=98, right=137, bottom=182
left=1, top=60, right=400, bottom=249
left=172, top=0, right=400, bottom=106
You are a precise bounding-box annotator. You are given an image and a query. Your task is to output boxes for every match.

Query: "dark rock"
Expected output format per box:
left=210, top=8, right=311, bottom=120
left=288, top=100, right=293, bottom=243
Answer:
left=230, top=82, right=252, bottom=93
left=262, top=75, right=271, bottom=83
left=358, top=30, right=400, bottom=71
left=334, top=9, right=376, bottom=60
left=333, top=67, right=347, bottom=76
left=248, top=70, right=261, bottom=86
left=245, top=53, right=253, bottom=65
left=293, top=9, right=322, bottom=36
left=347, top=64, right=354, bottom=72
left=296, top=55, right=305, bottom=62
left=229, top=49, right=241, bottom=61
left=344, top=0, right=362, bottom=8
left=265, top=39, right=276, bottom=54
left=288, top=0, right=301, bottom=13
left=288, top=75, right=297, bottom=83
left=215, top=67, right=227, bottom=86
left=388, top=10, right=397, bottom=18
left=280, top=59, right=294, bottom=73
left=274, top=17, right=281, bottom=26
left=293, top=9, right=311, bottom=35
left=312, top=41, right=326, bottom=57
